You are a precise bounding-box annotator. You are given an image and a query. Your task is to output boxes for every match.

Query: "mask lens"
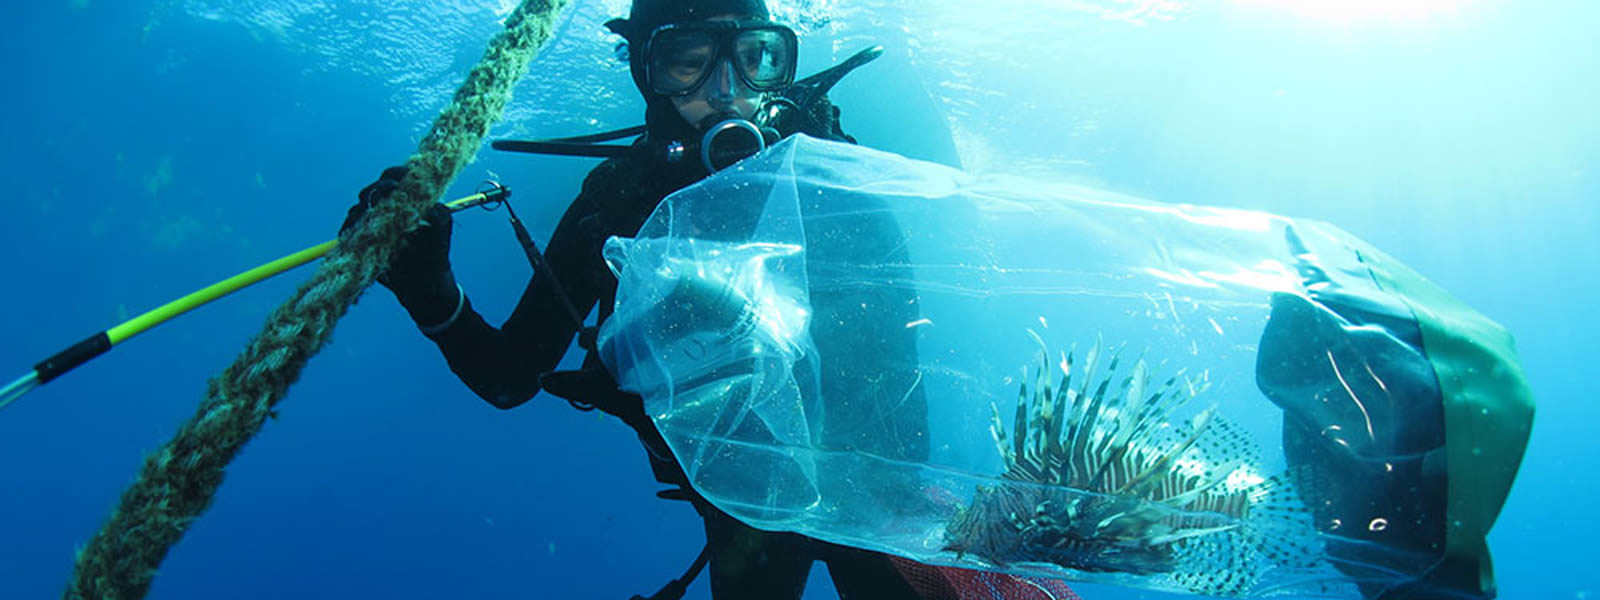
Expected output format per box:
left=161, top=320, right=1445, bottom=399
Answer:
left=732, top=29, right=794, bottom=90
left=650, top=30, right=718, bottom=95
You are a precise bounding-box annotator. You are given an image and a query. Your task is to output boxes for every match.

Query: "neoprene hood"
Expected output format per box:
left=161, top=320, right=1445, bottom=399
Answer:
left=605, top=0, right=774, bottom=139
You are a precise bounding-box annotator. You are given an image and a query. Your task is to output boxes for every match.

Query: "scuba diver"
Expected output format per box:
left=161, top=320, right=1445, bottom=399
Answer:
left=344, top=1, right=930, bottom=598
left=341, top=1, right=1521, bottom=599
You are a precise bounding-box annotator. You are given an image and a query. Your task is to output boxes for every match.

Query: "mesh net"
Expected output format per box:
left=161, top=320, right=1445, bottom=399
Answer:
left=892, top=557, right=1082, bottom=600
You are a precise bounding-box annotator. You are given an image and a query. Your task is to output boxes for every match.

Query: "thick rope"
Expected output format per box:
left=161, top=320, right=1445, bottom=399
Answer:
left=64, top=2, right=570, bottom=598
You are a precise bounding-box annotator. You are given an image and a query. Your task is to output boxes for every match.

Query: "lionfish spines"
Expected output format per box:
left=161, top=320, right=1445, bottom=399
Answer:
left=945, top=335, right=1322, bottom=595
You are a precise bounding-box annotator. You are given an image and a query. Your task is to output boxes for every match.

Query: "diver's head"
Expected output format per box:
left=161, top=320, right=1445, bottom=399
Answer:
left=606, top=1, right=796, bottom=137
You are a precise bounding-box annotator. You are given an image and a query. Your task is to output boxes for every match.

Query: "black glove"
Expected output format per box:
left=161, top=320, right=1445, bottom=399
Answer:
left=343, top=166, right=461, bottom=327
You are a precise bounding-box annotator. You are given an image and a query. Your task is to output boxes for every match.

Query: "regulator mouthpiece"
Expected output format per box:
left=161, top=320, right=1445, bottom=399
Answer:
left=701, top=118, right=777, bottom=172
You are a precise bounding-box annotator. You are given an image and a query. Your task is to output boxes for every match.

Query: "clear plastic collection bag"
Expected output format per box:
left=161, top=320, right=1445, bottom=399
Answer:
left=596, top=136, right=1531, bottom=598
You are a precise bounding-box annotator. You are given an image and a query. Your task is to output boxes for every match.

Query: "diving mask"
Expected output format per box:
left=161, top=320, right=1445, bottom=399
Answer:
left=645, top=20, right=797, bottom=96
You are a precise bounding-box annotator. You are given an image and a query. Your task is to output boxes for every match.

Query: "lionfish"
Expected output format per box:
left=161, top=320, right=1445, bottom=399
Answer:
left=943, top=333, right=1325, bottom=596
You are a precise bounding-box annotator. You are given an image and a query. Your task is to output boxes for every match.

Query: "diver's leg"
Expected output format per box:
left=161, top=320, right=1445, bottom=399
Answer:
left=700, top=506, right=814, bottom=600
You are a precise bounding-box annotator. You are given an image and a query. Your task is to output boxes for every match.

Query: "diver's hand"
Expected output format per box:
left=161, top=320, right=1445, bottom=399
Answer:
left=342, top=166, right=461, bottom=327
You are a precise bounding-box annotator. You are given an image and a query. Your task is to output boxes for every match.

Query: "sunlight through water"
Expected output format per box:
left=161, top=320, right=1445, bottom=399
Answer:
left=1232, top=0, right=1467, bottom=22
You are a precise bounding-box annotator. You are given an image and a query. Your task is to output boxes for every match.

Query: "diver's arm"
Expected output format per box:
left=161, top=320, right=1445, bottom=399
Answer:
left=423, top=173, right=612, bottom=409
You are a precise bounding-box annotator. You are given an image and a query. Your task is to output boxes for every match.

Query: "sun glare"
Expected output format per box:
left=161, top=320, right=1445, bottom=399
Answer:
left=1234, top=0, right=1467, bottom=22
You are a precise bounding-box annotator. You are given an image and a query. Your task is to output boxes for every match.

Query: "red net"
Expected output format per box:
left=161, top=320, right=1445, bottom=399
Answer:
left=890, top=557, right=1083, bottom=600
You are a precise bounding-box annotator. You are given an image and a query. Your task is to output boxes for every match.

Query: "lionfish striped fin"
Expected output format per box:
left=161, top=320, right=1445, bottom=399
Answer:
left=1110, top=370, right=1208, bottom=491
left=1158, top=457, right=1245, bottom=509
left=1042, top=367, right=1068, bottom=468
left=1098, top=359, right=1149, bottom=459
left=991, top=402, right=1014, bottom=470
left=1116, top=405, right=1219, bottom=497
left=1068, top=347, right=1120, bottom=479
left=1033, top=348, right=1055, bottom=467
left=1045, top=373, right=1073, bottom=469
left=1129, top=371, right=1198, bottom=444
left=1013, top=383, right=1028, bottom=469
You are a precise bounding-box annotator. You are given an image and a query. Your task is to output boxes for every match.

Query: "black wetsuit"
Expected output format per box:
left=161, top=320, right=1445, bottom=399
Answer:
left=419, top=100, right=929, bottom=600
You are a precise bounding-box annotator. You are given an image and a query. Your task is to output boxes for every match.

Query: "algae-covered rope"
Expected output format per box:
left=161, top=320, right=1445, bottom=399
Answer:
left=64, top=2, right=570, bottom=598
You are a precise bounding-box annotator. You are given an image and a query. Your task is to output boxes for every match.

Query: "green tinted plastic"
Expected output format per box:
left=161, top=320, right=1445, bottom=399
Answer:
left=1355, top=242, right=1536, bottom=598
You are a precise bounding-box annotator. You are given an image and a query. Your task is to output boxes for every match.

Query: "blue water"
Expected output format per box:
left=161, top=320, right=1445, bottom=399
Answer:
left=2, top=1, right=1594, bottom=599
